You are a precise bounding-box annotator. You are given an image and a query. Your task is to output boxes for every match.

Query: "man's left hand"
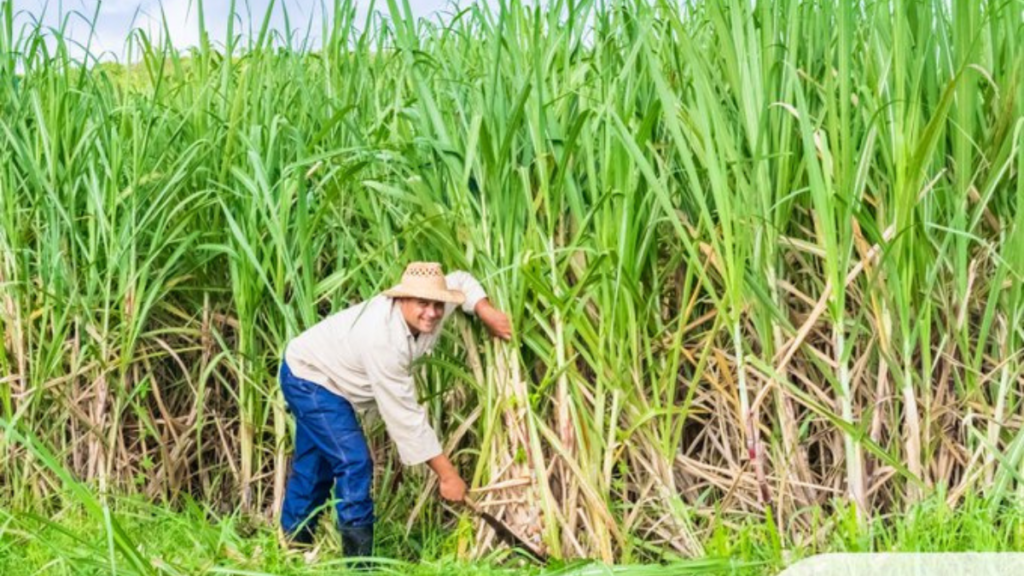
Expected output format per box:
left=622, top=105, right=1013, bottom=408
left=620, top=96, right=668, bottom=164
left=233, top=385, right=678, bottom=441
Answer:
left=475, top=299, right=512, bottom=341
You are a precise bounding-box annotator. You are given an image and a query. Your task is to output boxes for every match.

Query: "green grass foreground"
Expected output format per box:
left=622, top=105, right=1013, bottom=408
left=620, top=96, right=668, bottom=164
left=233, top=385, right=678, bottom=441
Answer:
left=4, top=493, right=1024, bottom=575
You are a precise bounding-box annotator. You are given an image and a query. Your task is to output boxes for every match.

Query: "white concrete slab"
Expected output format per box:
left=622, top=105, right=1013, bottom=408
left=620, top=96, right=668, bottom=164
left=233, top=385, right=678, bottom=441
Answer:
left=780, top=553, right=1024, bottom=575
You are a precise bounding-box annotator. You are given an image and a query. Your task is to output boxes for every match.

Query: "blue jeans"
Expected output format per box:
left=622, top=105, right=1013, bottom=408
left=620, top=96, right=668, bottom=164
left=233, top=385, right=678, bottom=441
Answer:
left=279, top=360, right=374, bottom=540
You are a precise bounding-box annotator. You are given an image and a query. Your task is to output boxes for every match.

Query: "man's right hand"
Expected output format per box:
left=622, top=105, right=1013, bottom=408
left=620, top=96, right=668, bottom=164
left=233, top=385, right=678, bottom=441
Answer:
left=428, top=453, right=468, bottom=502
left=439, top=473, right=468, bottom=502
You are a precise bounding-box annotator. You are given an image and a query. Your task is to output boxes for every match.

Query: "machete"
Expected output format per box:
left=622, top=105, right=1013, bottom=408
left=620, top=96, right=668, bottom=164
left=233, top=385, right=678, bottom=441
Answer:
left=462, top=497, right=547, bottom=564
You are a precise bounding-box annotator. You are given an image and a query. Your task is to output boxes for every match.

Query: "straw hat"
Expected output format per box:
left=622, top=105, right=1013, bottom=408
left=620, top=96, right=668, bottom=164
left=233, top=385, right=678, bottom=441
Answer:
left=383, top=262, right=466, bottom=304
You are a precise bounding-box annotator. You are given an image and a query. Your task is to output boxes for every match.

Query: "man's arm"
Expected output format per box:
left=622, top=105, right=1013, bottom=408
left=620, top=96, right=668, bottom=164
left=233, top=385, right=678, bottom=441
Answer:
left=366, top=355, right=470, bottom=502
left=363, top=336, right=445, bottom=467
left=427, top=453, right=467, bottom=502
left=445, top=271, right=513, bottom=341
left=444, top=271, right=488, bottom=315
left=365, top=337, right=472, bottom=502
left=474, top=298, right=512, bottom=341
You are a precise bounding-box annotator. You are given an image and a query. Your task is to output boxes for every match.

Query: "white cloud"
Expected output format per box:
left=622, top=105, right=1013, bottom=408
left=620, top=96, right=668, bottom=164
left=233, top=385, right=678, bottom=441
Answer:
left=15, top=0, right=480, bottom=63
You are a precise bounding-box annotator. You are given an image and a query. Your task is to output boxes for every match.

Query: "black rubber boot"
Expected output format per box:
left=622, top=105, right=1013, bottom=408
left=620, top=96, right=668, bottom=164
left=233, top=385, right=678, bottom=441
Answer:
left=339, top=524, right=374, bottom=570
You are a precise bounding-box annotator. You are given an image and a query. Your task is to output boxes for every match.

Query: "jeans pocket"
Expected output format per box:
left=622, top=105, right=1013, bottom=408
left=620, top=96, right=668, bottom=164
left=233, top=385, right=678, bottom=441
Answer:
left=287, top=375, right=316, bottom=394
left=281, top=375, right=317, bottom=415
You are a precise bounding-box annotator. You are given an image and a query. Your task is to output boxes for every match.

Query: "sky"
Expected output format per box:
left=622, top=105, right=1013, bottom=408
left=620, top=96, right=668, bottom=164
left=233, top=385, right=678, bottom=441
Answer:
left=15, top=0, right=487, bottom=62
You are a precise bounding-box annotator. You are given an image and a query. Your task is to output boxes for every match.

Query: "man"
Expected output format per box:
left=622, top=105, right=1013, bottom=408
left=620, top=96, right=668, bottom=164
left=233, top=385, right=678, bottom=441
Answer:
left=278, top=262, right=512, bottom=560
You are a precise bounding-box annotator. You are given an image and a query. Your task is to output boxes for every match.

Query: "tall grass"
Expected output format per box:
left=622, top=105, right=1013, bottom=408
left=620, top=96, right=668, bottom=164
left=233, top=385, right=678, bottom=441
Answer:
left=0, top=0, right=1022, bottom=564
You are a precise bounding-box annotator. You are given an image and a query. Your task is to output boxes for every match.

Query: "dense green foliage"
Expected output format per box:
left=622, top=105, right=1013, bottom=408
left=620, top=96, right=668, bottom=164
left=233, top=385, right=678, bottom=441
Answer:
left=4, top=489, right=1024, bottom=574
left=1, top=0, right=1022, bottom=569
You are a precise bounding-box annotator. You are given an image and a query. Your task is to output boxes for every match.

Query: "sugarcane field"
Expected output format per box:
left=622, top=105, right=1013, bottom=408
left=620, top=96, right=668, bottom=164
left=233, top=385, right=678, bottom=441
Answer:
left=1, top=0, right=1023, bottom=574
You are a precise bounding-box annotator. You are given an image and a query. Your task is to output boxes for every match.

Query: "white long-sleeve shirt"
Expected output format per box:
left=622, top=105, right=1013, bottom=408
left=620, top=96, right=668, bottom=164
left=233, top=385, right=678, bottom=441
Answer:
left=284, top=271, right=487, bottom=465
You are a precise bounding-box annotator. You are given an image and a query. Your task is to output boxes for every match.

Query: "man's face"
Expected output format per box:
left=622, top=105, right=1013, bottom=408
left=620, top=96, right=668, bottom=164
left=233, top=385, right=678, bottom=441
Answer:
left=398, top=298, right=446, bottom=335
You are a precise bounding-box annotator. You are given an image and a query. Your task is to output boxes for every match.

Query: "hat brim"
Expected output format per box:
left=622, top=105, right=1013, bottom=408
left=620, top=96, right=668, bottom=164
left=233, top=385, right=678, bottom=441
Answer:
left=383, top=286, right=466, bottom=305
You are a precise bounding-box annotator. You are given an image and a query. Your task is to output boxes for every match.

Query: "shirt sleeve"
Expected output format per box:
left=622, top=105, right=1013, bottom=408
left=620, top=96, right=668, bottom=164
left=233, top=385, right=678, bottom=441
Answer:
left=362, top=333, right=444, bottom=466
left=444, top=270, right=488, bottom=316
